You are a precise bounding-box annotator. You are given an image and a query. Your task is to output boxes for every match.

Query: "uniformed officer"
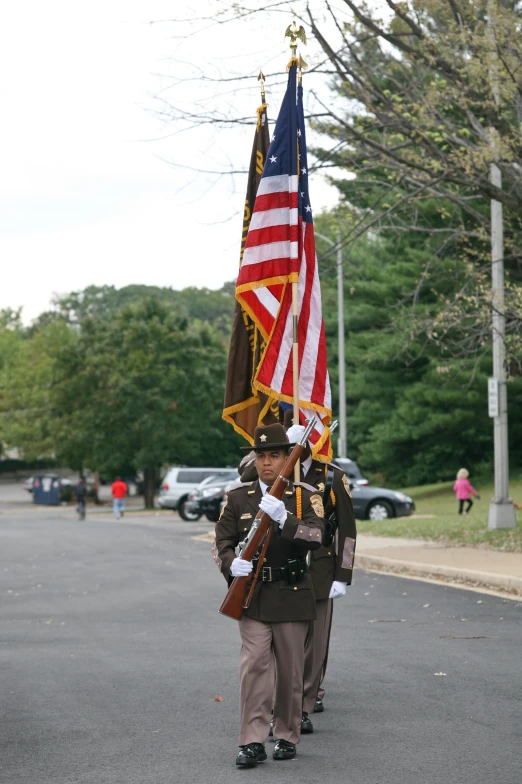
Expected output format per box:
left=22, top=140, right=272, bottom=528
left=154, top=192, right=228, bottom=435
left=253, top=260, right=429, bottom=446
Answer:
left=284, top=421, right=357, bottom=724
left=213, top=423, right=324, bottom=767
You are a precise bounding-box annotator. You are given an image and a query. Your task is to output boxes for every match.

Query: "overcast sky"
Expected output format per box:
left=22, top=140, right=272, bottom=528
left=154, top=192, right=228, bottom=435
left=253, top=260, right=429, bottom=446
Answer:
left=1, top=0, right=340, bottom=322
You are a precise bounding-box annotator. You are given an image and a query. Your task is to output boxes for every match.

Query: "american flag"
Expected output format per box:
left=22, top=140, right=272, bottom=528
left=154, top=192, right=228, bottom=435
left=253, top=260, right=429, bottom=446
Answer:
left=235, top=63, right=332, bottom=460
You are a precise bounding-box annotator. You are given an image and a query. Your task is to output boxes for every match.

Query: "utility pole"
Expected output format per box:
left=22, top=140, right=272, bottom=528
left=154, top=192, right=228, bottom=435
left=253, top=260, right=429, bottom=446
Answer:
left=488, top=161, right=516, bottom=529
left=316, top=231, right=346, bottom=457
left=487, top=1, right=516, bottom=529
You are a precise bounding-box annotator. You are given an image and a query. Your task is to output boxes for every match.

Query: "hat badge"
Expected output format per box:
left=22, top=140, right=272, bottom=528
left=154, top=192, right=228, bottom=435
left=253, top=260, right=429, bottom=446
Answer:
left=260, top=434, right=267, bottom=442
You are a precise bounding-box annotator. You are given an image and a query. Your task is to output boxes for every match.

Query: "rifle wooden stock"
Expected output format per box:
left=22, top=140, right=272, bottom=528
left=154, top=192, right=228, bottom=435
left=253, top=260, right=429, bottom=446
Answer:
left=244, top=526, right=272, bottom=610
left=218, top=440, right=306, bottom=621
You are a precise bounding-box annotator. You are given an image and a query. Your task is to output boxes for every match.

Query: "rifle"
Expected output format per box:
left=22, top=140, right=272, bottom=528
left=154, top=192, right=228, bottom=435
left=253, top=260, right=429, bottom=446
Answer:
left=218, top=417, right=316, bottom=621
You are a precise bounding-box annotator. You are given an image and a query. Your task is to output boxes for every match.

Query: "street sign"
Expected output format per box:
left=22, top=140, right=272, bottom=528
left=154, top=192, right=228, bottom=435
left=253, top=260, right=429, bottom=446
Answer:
left=488, top=377, right=499, bottom=418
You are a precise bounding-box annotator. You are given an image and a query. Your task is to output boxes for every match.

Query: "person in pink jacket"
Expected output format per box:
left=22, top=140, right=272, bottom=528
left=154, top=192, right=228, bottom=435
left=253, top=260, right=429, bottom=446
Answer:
left=454, top=468, right=480, bottom=515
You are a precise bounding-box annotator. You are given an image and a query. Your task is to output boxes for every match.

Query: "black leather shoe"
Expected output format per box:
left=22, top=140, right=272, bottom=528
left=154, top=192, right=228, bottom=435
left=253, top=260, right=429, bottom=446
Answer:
left=236, top=743, right=267, bottom=767
left=301, top=712, right=314, bottom=733
left=273, top=739, right=296, bottom=760
left=314, top=699, right=324, bottom=713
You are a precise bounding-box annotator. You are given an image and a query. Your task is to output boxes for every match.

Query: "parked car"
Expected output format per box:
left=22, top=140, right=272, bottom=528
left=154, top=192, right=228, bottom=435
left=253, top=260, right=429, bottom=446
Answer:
left=333, top=457, right=369, bottom=486
left=158, top=466, right=235, bottom=520
left=189, top=470, right=412, bottom=522
left=348, top=480, right=414, bottom=520
left=188, top=471, right=240, bottom=522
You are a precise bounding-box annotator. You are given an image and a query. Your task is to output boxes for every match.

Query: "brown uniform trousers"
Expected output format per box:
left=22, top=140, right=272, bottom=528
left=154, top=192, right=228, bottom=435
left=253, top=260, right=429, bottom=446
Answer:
left=301, top=462, right=357, bottom=714
left=213, top=480, right=324, bottom=746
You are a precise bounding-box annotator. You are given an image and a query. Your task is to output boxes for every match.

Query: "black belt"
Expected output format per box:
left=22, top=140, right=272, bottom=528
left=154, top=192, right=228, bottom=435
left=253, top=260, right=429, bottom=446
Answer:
left=260, top=557, right=308, bottom=584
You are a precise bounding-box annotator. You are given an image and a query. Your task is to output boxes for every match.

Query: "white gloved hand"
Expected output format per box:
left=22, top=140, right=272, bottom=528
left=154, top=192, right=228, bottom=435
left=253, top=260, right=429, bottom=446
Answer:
left=259, top=495, right=288, bottom=528
left=286, top=424, right=306, bottom=444
left=329, top=580, right=347, bottom=599
left=230, top=557, right=253, bottom=577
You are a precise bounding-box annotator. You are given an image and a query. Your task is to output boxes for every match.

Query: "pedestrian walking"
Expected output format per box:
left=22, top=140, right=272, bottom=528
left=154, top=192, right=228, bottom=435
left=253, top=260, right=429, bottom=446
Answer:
left=111, top=477, right=128, bottom=519
left=75, top=477, right=87, bottom=521
left=454, top=468, right=480, bottom=515
left=213, top=423, right=324, bottom=768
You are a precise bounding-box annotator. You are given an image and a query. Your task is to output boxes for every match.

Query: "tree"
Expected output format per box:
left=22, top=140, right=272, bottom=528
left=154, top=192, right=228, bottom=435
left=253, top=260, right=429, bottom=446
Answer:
left=30, top=283, right=236, bottom=344
left=0, top=316, right=73, bottom=461
left=314, top=205, right=522, bottom=485
left=52, top=298, right=242, bottom=507
left=308, top=0, right=522, bottom=365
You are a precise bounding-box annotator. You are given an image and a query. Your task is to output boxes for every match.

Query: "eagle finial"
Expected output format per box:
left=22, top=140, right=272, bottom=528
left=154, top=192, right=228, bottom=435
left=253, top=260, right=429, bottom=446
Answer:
left=285, top=21, right=307, bottom=59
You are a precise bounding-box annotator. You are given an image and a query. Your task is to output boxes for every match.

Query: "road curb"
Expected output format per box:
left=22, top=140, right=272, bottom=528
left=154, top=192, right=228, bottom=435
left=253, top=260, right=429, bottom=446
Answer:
left=355, top=553, right=522, bottom=597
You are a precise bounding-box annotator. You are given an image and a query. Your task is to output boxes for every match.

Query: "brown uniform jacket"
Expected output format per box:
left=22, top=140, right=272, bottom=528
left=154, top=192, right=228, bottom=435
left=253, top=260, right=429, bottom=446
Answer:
left=303, top=461, right=357, bottom=600
left=213, top=480, right=324, bottom=623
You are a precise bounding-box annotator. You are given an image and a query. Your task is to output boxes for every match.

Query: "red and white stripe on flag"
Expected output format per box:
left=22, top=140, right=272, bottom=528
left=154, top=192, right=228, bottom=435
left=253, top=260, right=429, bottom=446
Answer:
left=236, top=173, right=332, bottom=461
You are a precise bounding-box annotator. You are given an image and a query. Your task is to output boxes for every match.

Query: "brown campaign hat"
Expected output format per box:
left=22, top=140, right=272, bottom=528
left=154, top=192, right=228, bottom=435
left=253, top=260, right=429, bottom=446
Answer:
left=240, top=423, right=295, bottom=451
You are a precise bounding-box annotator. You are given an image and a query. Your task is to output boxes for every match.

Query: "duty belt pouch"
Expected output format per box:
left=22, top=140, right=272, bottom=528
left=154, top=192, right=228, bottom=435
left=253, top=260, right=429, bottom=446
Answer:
left=322, top=466, right=338, bottom=547
left=285, top=558, right=306, bottom=585
left=285, top=558, right=298, bottom=585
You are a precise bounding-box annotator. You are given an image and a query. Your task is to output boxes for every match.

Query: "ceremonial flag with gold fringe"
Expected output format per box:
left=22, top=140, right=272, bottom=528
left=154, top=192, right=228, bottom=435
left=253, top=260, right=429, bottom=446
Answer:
left=234, top=63, right=332, bottom=460
left=222, top=100, right=281, bottom=442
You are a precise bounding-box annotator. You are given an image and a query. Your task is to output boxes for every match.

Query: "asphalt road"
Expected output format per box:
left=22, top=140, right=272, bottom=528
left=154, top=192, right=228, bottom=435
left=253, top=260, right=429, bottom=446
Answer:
left=1, top=506, right=521, bottom=784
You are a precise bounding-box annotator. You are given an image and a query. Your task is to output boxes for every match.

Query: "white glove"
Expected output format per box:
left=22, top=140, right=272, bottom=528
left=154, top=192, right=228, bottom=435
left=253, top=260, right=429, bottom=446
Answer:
left=259, top=495, right=288, bottom=528
left=230, top=557, right=253, bottom=577
left=329, top=581, right=347, bottom=599
left=286, top=424, right=306, bottom=444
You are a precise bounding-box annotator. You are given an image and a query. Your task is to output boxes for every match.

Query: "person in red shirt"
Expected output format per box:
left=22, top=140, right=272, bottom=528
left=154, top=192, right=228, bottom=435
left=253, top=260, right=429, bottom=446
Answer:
left=111, top=477, right=128, bottom=519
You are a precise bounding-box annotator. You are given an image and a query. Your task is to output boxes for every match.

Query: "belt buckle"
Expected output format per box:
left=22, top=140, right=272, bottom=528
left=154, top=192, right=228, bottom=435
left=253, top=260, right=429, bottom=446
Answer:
left=262, top=566, right=272, bottom=582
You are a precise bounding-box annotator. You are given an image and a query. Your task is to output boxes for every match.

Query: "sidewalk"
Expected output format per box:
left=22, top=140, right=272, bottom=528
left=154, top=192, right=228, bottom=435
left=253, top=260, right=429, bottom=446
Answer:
left=356, top=534, right=522, bottom=597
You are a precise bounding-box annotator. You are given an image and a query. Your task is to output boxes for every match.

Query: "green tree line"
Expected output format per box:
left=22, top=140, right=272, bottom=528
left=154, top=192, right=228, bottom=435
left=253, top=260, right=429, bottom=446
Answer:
left=0, top=289, right=243, bottom=506
left=315, top=206, right=522, bottom=487
left=1, top=237, right=521, bottom=496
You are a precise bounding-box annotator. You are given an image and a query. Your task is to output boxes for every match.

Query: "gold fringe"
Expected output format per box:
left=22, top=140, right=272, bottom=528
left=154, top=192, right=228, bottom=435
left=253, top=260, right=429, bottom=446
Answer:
left=256, top=102, right=268, bottom=131
left=222, top=396, right=263, bottom=445
left=296, top=486, right=302, bottom=519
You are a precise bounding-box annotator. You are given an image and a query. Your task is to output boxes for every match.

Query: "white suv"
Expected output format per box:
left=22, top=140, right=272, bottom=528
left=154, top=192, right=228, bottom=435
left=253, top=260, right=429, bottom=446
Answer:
left=158, top=467, right=234, bottom=519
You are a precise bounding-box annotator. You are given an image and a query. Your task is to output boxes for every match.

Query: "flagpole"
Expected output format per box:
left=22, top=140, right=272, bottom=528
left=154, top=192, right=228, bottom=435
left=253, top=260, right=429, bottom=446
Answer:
left=286, top=22, right=306, bottom=482
left=293, top=62, right=301, bottom=483
left=258, top=69, right=265, bottom=103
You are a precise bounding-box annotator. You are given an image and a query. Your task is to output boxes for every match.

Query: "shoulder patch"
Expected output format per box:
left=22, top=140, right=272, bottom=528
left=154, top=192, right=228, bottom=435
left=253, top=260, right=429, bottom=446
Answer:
left=342, top=474, right=352, bottom=498
left=218, top=499, right=228, bottom=520
left=309, top=493, right=325, bottom=519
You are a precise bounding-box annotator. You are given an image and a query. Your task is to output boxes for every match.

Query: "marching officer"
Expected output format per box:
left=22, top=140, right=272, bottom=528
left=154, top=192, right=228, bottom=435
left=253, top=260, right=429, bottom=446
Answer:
left=284, top=419, right=357, bottom=726
left=213, top=423, right=324, bottom=768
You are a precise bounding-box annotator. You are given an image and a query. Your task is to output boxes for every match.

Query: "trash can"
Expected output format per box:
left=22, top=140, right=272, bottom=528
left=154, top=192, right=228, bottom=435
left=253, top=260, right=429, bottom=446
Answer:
left=33, top=475, right=61, bottom=505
